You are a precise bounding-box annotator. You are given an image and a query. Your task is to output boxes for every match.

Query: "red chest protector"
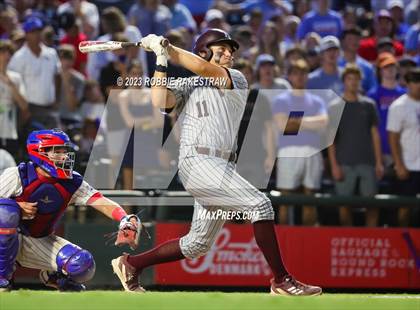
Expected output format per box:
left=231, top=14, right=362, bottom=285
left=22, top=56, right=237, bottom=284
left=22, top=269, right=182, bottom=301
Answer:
left=16, top=162, right=83, bottom=238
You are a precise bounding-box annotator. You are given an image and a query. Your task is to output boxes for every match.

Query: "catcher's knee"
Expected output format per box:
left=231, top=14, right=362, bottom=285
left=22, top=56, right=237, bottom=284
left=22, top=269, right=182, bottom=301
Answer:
left=180, top=237, right=212, bottom=259
left=56, top=244, right=96, bottom=283
left=0, top=198, right=20, bottom=280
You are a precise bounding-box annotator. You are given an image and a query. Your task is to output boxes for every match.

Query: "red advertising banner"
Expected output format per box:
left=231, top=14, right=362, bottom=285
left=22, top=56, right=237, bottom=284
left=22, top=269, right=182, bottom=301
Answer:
left=154, top=223, right=420, bottom=289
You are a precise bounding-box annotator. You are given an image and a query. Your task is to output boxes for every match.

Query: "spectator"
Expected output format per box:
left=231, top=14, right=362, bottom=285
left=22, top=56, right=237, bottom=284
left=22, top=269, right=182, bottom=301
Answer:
left=367, top=52, right=405, bottom=160
left=41, top=25, right=56, bottom=48
left=293, top=0, right=311, bottom=19
left=398, top=56, right=418, bottom=88
left=119, top=60, right=167, bottom=190
left=0, top=8, right=20, bottom=40
left=0, top=148, right=16, bottom=173
left=284, top=45, right=307, bottom=66
left=328, top=64, right=384, bottom=227
left=245, top=9, right=264, bottom=35
left=58, top=11, right=88, bottom=74
left=358, top=10, right=404, bottom=62
left=307, top=36, right=343, bottom=102
left=387, top=67, right=420, bottom=226
left=237, top=0, right=291, bottom=24
left=251, top=54, right=291, bottom=90
left=388, top=0, right=410, bottom=42
left=297, top=0, right=344, bottom=40
left=284, top=15, right=300, bottom=46
left=128, top=0, right=171, bottom=37
left=32, top=0, right=60, bottom=33
left=234, top=58, right=275, bottom=188
left=404, top=21, right=420, bottom=55
left=303, top=32, right=321, bottom=51
left=8, top=17, right=61, bottom=129
left=162, top=0, right=196, bottom=31
left=200, top=9, right=230, bottom=33
left=165, top=29, right=194, bottom=78
left=57, top=0, right=99, bottom=39
left=404, top=0, right=419, bottom=26
left=338, top=27, right=377, bottom=93
left=10, top=29, right=25, bottom=50
left=269, top=12, right=291, bottom=56
left=376, top=37, right=396, bottom=55
left=57, top=44, right=85, bottom=127
left=231, top=25, right=255, bottom=59
left=249, top=21, right=282, bottom=68
left=306, top=48, right=321, bottom=72
left=273, top=59, right=328, bottom=226
left=80, top=79, right=105, bottom=124
left=88, top=7, right=146, bottom=80
left=0, top=40, right=29, bottom=155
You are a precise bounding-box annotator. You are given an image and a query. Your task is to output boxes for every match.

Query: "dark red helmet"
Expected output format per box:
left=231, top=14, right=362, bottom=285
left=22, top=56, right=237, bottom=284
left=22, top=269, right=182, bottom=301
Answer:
left=193, top=28, right=239, bottom=61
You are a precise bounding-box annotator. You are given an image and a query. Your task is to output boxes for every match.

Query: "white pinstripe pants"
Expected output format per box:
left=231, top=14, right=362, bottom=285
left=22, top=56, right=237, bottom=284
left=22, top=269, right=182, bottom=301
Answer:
left=178, top=155, right=274, bottom=259
left=16, top=234, right=75, bottom=272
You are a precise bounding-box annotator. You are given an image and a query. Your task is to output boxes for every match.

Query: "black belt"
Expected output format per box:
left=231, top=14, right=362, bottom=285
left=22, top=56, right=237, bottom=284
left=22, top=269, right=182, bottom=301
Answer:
left=196, top=147, right=236, bottom=162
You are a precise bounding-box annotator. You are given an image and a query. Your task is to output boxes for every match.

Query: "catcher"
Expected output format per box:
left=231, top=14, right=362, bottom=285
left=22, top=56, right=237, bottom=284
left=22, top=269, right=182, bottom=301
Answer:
left=0, top=129, right=140, bottom=291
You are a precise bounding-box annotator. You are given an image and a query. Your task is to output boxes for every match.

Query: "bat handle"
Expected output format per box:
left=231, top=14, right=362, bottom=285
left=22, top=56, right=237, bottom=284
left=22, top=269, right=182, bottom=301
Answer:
left=135, top=38, right=169, bottom=49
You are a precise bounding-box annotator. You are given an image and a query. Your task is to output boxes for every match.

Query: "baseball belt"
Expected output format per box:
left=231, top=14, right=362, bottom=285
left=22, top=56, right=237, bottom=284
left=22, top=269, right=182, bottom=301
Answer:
left=195, top=147, right=236, bottom=162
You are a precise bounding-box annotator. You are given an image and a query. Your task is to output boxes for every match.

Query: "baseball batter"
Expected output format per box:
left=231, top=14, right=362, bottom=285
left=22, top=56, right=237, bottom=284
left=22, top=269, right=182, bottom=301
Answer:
left=0, top=129, right=140, bottom=291
left=112, top=29, right=322, bottom=296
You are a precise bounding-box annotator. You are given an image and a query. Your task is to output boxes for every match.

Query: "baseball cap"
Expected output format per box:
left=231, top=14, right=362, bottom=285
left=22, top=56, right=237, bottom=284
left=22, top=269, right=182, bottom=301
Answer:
left=387, top=0, right=404, bottom=9
left=319, top=35, right=340, bottom=52
left=405, top=67, right=420, bottom=83
left=341, top=27, right=362, bottom=39
left=376, top=10, right=392, bottom=21
left=256, top=54, right=275, bottom=68
left=204, top=9, right=224, bottom=23
left=23, top=17, right=43, bottom=33
left=377, top=37, right=394, bottom=48
left=377, top=52, right=397, bottom=68
left=398, top=55, right=417, bottom=67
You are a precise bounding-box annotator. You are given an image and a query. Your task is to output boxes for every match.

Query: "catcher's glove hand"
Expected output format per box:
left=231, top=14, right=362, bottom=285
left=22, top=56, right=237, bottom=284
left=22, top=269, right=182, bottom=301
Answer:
left=115, top=214, right=141, bottom=250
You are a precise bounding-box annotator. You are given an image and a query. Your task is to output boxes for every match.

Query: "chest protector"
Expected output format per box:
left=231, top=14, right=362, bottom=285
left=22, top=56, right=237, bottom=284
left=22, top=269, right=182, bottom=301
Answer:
left=16, top=162, right=83, bottom=238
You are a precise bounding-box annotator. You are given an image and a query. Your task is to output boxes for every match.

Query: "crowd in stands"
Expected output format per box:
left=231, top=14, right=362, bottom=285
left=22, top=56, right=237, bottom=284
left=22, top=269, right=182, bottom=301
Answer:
left=0, top=0, right=419, bottom=227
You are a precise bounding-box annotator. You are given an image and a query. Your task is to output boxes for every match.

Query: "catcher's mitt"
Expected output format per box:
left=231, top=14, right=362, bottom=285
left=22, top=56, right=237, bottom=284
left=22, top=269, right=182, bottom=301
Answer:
left=115, top=214, right=141, bottom=250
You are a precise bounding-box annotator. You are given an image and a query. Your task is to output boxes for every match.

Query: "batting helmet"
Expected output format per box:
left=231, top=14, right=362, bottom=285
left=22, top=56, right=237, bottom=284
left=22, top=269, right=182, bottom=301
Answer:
left=193, top=28, right=239, bottom=61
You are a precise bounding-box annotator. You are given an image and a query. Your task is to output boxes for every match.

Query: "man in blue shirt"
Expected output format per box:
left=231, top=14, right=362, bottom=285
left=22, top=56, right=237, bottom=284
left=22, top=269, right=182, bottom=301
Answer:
left=307, top=35, right=343, bottom=104
left=162, top=0, right=197, bottom=31
left=338, top=27, right=377, bottom=94
left=297, top=0, right=343, bottom=40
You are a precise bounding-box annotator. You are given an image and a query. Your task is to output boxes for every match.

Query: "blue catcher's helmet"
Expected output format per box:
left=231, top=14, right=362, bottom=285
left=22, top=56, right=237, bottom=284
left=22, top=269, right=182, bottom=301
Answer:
left=26, top=129, right=76, bottom=179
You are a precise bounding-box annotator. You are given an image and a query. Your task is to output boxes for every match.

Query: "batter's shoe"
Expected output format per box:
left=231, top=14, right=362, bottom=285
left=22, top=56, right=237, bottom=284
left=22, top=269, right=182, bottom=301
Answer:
left=0, top=278, right=11, bottom=292
left=39, top=270, right=86, bottom=292
left=111, top=253, right=145, bottom=293
left=270, top=275, right=322, bottom=296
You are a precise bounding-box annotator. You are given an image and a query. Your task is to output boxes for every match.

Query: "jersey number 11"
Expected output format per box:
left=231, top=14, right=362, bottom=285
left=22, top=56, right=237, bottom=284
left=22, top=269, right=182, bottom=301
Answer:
left=196, top=101, right=209, bottom=118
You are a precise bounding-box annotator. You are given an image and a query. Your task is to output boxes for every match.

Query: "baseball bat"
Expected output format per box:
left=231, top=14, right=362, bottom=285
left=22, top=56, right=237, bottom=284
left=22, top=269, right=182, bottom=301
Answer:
left=78, top=38, right=169, bottom=53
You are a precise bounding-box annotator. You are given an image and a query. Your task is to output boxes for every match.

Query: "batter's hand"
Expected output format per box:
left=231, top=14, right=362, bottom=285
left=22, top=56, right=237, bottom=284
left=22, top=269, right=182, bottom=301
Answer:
left=17, top=201, right=37, bottom=219
left=141, top=34, right=168, bottom=66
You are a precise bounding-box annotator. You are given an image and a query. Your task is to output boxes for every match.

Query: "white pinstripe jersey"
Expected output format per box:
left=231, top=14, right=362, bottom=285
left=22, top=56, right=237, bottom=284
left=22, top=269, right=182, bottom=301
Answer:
left=169, top=68, right=248, bottom=158
left=0, top=166, right=98, bottom=206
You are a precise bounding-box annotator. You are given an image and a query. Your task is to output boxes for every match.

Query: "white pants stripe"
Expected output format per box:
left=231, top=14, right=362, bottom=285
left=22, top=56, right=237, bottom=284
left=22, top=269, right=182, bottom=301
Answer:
left=16, top=234, right=75, bottom=272
left=178, top=155, right=274, bottom=259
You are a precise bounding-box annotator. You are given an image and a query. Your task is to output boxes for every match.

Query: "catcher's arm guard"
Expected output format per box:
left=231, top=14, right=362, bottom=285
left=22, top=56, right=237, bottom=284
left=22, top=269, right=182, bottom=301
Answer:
left=115, top=214, right=141, bottom=250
